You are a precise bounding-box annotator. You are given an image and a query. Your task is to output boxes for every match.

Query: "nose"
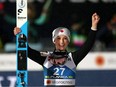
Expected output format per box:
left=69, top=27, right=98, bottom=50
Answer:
left=60, top=38, right=64, bottom=45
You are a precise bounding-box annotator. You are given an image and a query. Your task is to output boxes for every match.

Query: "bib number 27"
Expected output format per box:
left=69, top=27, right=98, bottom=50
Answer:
left=53, top=68, right=65, bottom=76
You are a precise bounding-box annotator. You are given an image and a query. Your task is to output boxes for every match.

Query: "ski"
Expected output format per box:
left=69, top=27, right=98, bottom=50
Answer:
left=16, top=0, right=28, bottom=87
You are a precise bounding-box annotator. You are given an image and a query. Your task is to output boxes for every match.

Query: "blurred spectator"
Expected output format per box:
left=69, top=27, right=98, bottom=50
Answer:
left=94, top=14, right=116, bottom=51
left=0, top=2, right=16, bottom=48
left=0, top=0, right=52, bottom=47
left=0, top=2, right=5, bottom=49
left=28, top=0, right=52, bottom=42
left=68, top=14, right=87, bottom=51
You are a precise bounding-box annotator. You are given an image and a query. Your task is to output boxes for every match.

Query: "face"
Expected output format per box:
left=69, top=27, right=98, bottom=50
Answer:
left=54, top=35, right=69, bottom=51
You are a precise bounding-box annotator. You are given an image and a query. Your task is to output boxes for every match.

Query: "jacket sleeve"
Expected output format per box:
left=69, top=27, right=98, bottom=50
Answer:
left=72, top=29, right=97, bottom=65
left=28, top=46, right=46, bottom=66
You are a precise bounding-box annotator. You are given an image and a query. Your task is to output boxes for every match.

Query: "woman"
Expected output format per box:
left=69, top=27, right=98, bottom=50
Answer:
left=14, top=13, right=100, bottom=87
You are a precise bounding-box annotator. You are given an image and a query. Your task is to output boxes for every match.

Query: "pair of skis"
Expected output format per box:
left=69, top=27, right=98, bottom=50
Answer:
left=16, top=0, right=28, bottom=87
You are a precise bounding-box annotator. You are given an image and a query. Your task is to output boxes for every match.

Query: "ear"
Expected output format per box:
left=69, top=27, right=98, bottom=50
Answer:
left=53, top=41, right=56, bottom=44
left=53, top=39, right=56, bottom=44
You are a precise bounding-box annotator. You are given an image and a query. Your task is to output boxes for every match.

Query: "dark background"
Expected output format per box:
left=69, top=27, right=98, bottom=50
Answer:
left=0, top=0, right=116, bottom=52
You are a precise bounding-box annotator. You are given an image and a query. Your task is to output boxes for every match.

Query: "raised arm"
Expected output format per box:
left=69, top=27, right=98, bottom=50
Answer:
left=72, top=13, right=100, bottom=65
left=91, top=13, right=100, bottom=31
left=35, top=0, right=52, bottom=25
left=13, top=27, right=46, bottom=65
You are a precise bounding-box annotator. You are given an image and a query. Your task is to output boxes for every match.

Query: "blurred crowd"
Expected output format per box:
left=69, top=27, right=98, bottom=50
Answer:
left=94, top=14, right=116, bottom=51
left=0, top=1, right=116, bottom=53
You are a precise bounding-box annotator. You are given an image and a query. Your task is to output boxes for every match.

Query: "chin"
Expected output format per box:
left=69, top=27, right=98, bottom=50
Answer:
left=59, top=48, right=66, bottom=51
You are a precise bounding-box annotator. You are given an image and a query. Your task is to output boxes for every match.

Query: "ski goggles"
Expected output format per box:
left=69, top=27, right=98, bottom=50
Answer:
left=48, top=52, right=68, bottom=65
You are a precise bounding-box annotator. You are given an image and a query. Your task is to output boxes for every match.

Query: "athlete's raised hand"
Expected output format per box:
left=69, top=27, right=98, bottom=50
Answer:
left=13, top=27, right=21, bottom=35
left=91, top=13, right=100, bottom=30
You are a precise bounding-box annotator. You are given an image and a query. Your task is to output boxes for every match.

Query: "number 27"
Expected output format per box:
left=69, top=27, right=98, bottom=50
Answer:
left=53, top=68, right=65, bottom=75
